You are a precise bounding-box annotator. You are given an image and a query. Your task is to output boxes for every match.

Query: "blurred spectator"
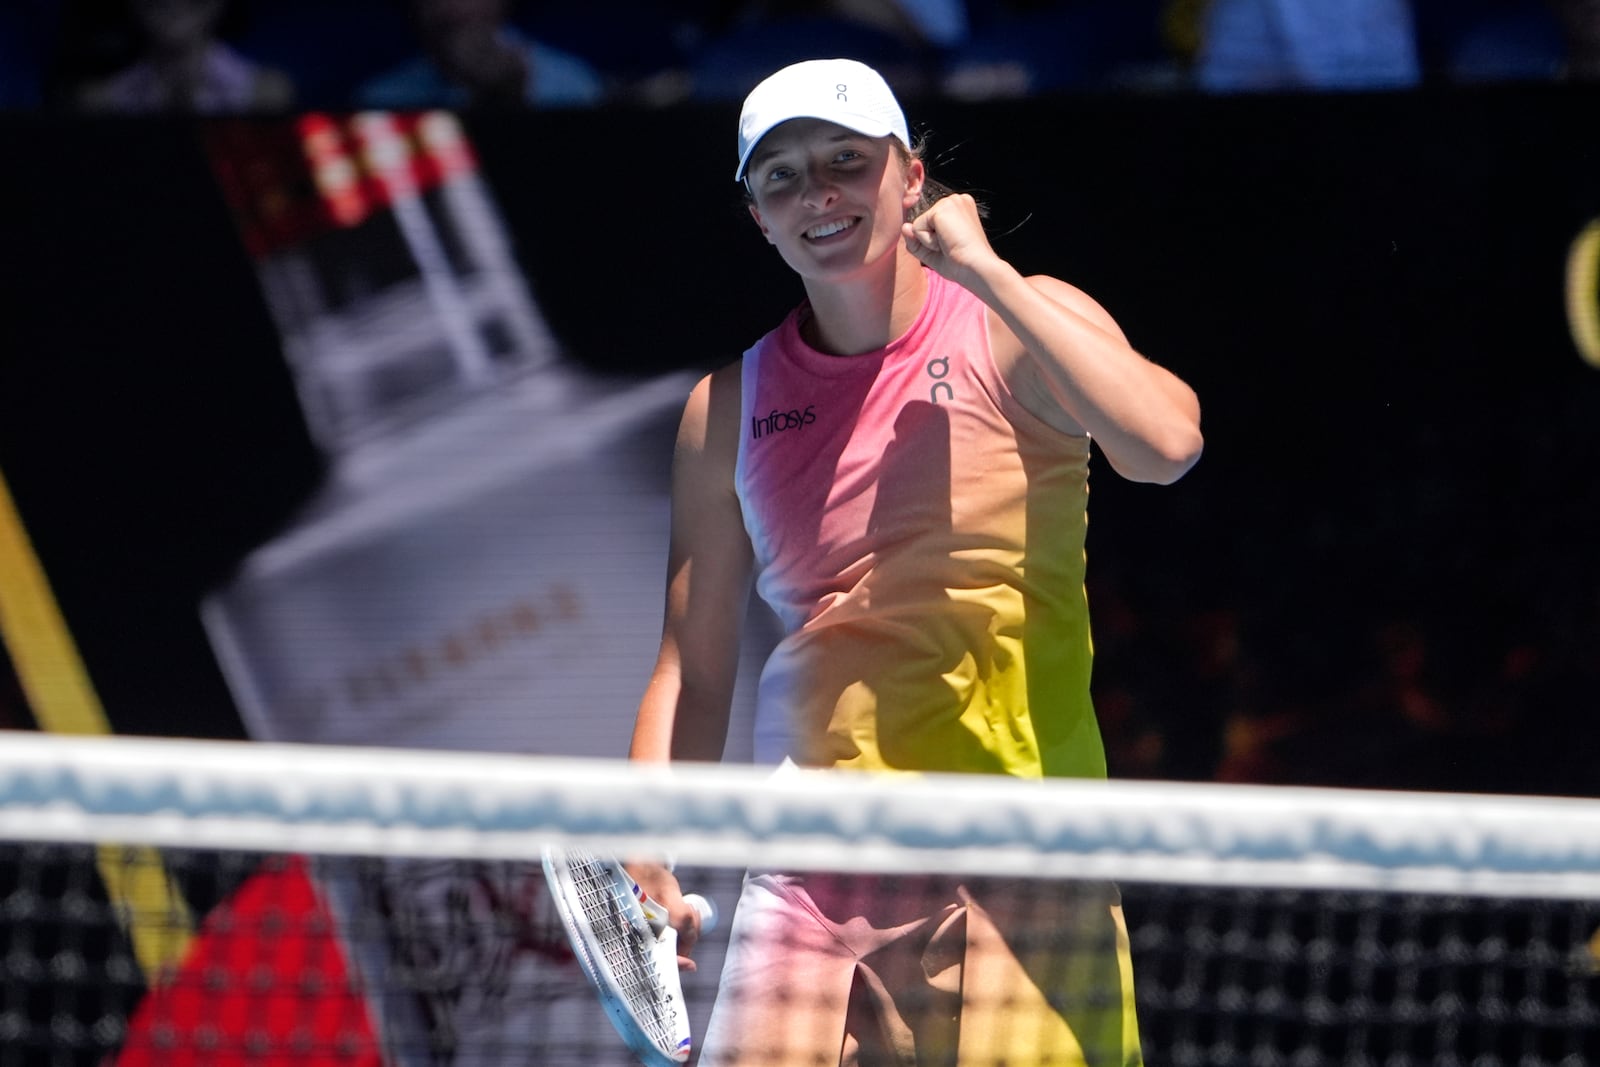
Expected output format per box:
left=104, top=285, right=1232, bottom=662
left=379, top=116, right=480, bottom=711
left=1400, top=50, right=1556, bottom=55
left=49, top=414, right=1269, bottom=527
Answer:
left=942, top=0, right=1172, bottom=99
left=1415, top=0, right=1566, bottom=82
left=74, top=0, right=294, bottom=114
left=221, top=0, right=418, bottom=110
left=851, top=0, right=971, bottom=49
left=354, top=0, right=603, bottom=110
left=1552, top=0, right=1600, bottom=78
left=508, top=0, right=715, bottom=105
left=726, top=0, right=968, bottom=50
left=687, top=0, right=939, bottom=100
left=1195, top=0, right=1422, bottom=91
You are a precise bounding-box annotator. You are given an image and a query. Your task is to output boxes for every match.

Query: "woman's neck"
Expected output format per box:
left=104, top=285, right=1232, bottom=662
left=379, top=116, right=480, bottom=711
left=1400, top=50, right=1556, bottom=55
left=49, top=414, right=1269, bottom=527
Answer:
left=799, top=250, right=928, bottom=357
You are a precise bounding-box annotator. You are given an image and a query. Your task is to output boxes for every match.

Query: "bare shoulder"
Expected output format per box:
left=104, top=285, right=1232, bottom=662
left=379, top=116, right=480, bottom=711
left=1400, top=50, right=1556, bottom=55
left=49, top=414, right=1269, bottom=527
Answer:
left=682, top=360, right=742, bottom=435
left=678, top=360, right=744, bottom=480
left=985, top=274, right=1128, bottom=362
left=1021, top=274, right=1128, bottom=340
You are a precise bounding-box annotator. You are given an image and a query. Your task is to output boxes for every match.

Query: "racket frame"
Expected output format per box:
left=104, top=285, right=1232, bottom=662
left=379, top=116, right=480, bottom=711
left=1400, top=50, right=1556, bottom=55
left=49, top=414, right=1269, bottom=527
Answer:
left=542, top=846, right=693, bottom=1067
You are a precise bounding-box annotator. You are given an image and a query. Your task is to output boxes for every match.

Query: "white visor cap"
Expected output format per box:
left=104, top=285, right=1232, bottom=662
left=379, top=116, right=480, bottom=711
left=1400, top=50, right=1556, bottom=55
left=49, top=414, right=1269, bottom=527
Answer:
left=735, top=58, right=911, bottom=182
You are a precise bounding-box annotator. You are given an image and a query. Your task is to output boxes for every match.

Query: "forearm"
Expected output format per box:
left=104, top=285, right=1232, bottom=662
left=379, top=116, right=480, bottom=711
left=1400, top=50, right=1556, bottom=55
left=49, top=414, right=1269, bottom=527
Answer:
left=971, top=259, right=1203, bottom=483
left=624, top=680, right=713, bottom=961
left=630, top=665, right=734, bottom=764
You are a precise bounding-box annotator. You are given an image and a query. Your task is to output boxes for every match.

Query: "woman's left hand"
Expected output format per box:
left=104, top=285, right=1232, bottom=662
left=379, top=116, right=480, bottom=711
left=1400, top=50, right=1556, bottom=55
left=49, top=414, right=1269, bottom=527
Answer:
left=902, top=193, right=1001, bottom=290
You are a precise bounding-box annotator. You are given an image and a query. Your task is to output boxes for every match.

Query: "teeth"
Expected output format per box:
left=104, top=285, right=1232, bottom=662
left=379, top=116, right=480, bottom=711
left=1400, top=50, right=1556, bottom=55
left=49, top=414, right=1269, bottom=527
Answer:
left=806, top=219, right=855, bottom=240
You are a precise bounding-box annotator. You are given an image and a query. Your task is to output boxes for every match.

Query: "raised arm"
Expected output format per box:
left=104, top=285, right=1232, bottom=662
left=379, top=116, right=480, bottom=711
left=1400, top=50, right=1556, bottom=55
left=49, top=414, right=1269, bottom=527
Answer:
left=903, top=194, right=1203, bottom=484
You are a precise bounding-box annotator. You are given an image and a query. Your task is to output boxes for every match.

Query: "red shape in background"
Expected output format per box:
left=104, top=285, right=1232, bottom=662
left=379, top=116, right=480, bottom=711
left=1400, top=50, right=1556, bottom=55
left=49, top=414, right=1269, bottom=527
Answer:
left=115, top=855, right=384, bottom=1067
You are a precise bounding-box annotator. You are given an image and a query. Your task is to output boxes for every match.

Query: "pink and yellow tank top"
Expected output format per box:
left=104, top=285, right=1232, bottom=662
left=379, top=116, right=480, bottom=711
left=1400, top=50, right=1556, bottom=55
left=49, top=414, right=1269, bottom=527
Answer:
left=736, top=269, right=1104, bottom=779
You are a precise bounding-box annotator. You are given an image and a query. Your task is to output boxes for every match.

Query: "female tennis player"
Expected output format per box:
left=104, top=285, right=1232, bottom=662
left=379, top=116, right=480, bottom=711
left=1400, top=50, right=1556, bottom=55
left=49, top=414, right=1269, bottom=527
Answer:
left=628, top=58, right=1202, bottom=1066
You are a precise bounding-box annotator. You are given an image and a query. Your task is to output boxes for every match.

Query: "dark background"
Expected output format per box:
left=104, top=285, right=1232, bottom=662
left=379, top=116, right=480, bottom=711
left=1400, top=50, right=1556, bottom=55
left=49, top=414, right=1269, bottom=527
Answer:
left=2, top=84, right=1597, bottom=796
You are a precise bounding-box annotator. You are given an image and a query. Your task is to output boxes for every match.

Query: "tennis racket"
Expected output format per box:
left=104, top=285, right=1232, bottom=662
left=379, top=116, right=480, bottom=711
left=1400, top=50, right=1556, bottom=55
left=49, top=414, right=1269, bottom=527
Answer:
left=541, top=845, right=718, bottom=1066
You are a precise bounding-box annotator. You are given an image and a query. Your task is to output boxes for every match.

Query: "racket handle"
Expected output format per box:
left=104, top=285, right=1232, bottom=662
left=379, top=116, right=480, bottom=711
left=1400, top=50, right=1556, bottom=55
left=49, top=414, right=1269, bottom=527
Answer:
left=684, top=893, right=719, bottom=933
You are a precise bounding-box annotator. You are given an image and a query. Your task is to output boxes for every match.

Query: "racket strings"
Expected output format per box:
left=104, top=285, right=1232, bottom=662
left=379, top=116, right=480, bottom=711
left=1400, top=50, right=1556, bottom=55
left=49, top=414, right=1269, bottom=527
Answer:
left=568, top=853, right=681, bottom=1045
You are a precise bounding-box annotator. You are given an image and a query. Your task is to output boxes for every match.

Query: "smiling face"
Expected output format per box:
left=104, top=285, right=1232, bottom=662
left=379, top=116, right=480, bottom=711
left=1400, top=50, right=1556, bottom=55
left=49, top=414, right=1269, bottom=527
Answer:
left=744, top=118, right=924, bottom=284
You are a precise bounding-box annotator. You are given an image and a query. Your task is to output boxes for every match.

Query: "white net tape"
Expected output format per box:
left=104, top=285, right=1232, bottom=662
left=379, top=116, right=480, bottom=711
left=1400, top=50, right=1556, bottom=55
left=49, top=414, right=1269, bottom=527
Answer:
left=4, top=730, right=1599, bottom=899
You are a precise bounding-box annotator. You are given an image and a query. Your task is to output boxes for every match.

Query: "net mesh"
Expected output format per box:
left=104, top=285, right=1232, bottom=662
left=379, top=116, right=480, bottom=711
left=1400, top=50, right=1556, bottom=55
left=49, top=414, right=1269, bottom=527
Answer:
left=3, top=732, right=1599, bottom=1067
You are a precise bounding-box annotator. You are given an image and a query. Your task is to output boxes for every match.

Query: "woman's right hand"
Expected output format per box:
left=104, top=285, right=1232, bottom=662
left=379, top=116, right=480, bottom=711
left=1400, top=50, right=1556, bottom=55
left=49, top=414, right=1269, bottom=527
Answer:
left=625, top=859, right=705, bottom=970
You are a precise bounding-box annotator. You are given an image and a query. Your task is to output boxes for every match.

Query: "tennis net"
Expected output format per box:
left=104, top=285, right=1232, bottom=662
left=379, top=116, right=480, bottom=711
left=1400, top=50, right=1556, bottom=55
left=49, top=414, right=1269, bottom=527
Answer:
left=2, top=731, right=1598, bottom=1066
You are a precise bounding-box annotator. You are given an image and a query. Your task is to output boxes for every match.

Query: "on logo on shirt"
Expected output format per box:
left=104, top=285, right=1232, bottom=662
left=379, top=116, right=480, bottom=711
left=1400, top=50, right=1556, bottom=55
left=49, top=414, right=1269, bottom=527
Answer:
left=927, top=355, right=954, bottom=403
